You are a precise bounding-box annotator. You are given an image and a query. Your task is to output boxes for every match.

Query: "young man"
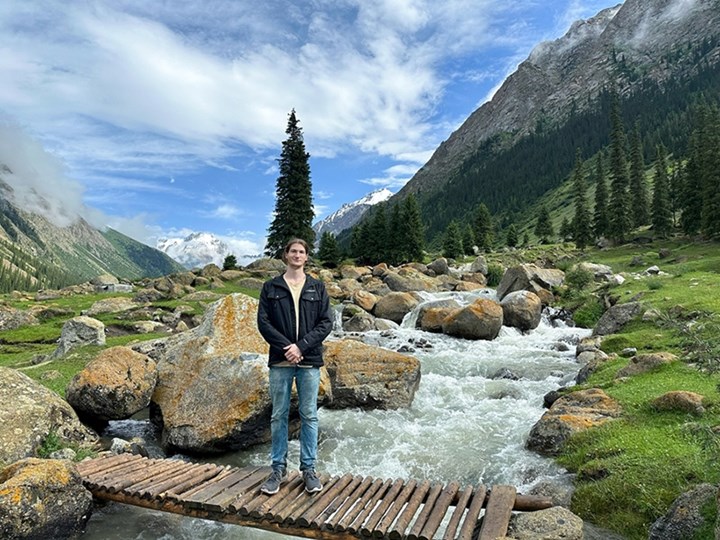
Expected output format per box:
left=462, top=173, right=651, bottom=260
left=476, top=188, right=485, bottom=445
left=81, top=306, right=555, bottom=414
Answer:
left=257, top=238, right=333, bottom=495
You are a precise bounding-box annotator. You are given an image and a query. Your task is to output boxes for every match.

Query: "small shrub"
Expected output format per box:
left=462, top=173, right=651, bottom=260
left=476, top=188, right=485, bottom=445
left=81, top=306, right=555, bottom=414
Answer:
left=565, top=267, right=595, bottom=292
left=646, top=278, right=664, bottom=290
left=486, top=263, right=504, bottom=287
left=37, top=431, right=62, bottom=458
left=573, top=297, right=604, bottom=328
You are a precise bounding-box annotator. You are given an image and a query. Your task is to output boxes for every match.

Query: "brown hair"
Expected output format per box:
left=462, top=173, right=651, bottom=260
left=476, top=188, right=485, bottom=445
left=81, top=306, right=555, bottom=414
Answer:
left=281, top=238, right=310, bottom=263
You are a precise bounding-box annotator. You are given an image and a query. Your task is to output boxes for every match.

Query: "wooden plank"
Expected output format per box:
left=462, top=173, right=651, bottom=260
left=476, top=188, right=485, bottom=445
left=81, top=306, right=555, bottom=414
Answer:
left=297, top=473, right=354, bottom=527
left=323, top=476, right=374, bottom=531
left=232, top=468, right=285, bottom=515
left=260, top=475, right=306, bottom=520
left=334, top=477, right=385, bottom=533
left=360, top=478, right=405, bottom=537
left=312, top=474, right=363, bottom=529
left=477, top=485, right=516, bottom=540
left=373, top=479, right=417, bottom=538
left=83, top=457, right=151, bottom=488
left=406, top=482, right=443, bottom=540
left=184, top=467, right=258, bottom=508
left=514, top=493, right=553, bottom=511
left=178, top=466, right=233, bottom=500
left=284, top=474, right=336, bottom=525
left=442, top=485, right=473, bottom=540
left=204, top=467, right=270, bottom=512
left=103, top=461, right=170, bottom=493
left=274, top=473, right=331, bottom=524
left=76, top=454, right=138, bottom=476
left=457, top=485, right=487, bottom=540
left=387, top=479, right=431, bottom=540
left=162, top=465, right=227, bottom=502
left=246, top=470, right=302, bottom=517
left=419, top=482, right=460, bottom=540
left=115, top=460, right=189, bottom=495
left=346, top=478, right=393, bottom=535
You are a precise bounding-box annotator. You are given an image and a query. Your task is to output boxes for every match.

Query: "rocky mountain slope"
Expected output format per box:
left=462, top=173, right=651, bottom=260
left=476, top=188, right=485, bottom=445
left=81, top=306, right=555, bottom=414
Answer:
left=0, top=176, right=184, bottom=288
left=156, top=232, right=232, bottom=269
left=399, top=0, right=720, bottom=201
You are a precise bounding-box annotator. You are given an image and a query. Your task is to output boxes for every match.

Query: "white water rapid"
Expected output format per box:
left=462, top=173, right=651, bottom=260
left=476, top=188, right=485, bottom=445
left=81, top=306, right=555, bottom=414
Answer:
left=83, top=290, right=591, bottom=539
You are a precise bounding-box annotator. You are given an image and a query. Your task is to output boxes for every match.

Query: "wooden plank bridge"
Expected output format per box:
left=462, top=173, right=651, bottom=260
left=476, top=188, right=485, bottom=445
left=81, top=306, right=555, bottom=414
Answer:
left=77, top=453, right=552, bottom=540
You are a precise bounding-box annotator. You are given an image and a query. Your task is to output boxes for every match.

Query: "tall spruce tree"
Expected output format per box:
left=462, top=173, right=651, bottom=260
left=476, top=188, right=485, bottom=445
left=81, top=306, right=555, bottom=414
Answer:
left=368, top=204, right=388, bottom=263
left=571, top=150, right=593, bottom=250
left=628, top=123, right=650, bottom=228
left=534, top=204, right=554, bottom=244
left=443, top=220, right=464, bottom=259
left=651, top=144, right=672, bottom=237
left=462, top=224, right=476, bottom=255
left=593, top=153, right=610, bottom=238
left=473, top=203, right=494, bottom=251
left=265, top=109, right=315, bottom=257
left=607, top=93, right=631, bottom=243
left=699, top=105, right=720, bottom=237
left=401, top=194, right=425, bottom=262
left=387, top=203, right=404, bottom=265
left=505, top=224, right=519, bottom=247
left=669, top=159, right=684, bottom=228
left=317, top=231, right=340, bottom=267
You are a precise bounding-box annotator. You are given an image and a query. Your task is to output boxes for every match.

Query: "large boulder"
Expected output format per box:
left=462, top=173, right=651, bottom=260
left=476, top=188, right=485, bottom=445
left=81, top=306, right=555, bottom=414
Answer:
left=51, top=316, right=105, bottom=358
left=649, top=484, right=718, bottom=540
left=416, top=299, right=462, bottom=333
left=593, top=301, right=643, bottom=336
left=0, top=458, right=93, bottom=540
left=500, top=290, right=542, bottom=331
left=526, top=388, right=621, bottom=456
left=441, top=298, right=503, bottom=340
left=507, top=506, right=584, bottom=540
left=384, top=269, right=438, bottom=293
left=323, top=340, right=421, bottom=409
left=150, top=293, right=274, bottom=453
left=82, top=297, right=139, bottom=316
left=66, top=346, right=158, bottom=423
left=0, top=367, right=97, bottom=464
left=374, top=292, right=420, bottom=324
left=615, top=352, right=677, bottom=379
left=0, top=305, right=38, bottom=331
left=496, top=264, right=565, bottom=301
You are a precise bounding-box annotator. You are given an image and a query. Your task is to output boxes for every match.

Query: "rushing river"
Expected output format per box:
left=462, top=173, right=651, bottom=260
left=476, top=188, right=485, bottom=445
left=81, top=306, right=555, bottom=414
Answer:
left=82, top=290, right=591, bottom=540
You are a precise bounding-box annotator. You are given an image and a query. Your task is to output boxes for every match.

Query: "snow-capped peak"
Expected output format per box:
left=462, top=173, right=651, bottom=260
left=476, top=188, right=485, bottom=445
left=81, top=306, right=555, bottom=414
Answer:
left=313, top=188, right=393, bottom=238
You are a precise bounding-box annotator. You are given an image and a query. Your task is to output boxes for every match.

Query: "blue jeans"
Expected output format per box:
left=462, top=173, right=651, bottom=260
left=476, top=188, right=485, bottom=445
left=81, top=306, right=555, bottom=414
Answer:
left=268, top=366, right=320, bottom=473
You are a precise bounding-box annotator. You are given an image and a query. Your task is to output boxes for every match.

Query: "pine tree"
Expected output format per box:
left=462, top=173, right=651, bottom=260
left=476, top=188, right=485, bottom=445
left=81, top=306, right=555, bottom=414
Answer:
left=699, top=105, right=720, bottom=238
left=462, top=224, right=476, bottom=255
left=265, top=109, right=315, bottom=258
left=443, top=220, right=464, bottom=259
left=505, top=224, right=519, bottom=248
left=401, top=194, right=424, bottom=262
left=681, top=126, right=704, bottom=236
left=669, top=159, right=684, bottom=228
left=317, top=231, right=340, bottom=267
left=368, top=204, right=388, bottom=263
left=651, top=144, right=673, bottom=237
left=222, top=254, right=237, bottom=270
left=387, top=203, right=404, bottom=265
left=473, top=203, right=494, bottom=252
left=571, top=150, right=593, bottom=250
left=607, top=93, right=631, bottom=243
left=534, top=204, right=554, bottom=244
left=560, top=217, right=572, bottom=242
left=628, top=123, right=650, bottom=228
left=593, top=153, right=610, bottom=239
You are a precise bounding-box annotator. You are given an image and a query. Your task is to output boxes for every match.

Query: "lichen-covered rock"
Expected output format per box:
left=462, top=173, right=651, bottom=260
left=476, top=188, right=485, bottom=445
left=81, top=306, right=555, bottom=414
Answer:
left=0, top=458, right=93, bottom=540
left=66, top=346, right=158, bottom=422
left=507, top=506, right=584, bottom=540
left=615, top=352, right=677, bottom=379
left=651, top=391, right=705, bottom=416
left=500, top=290, right=542, bottom=331
left=0, top=368, right=97, bottom=464
left=649, top=484, right=718, bottom=540
left=374, top=292, right=420, bottom=324
left=83, top=297, right=138, bottom=316
left=526, top=388, right=621, bottom=456
left=51, top=316, right=105, bottom=358
left=416, top=299, right=462, bottom=333
left=323, top=340, right=421, bottom=409
left=442, top=298, right=503, bottom=340
left=593, top=301, right=643, bottom=336
left=496, top=264, right=565, bottom=301
left=352, top=290, right=378, bottom=312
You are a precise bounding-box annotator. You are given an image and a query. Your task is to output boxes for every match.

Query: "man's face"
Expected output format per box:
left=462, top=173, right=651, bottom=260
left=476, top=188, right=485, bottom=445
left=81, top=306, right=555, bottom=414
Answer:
left=286, top=243, right=308, bottom=268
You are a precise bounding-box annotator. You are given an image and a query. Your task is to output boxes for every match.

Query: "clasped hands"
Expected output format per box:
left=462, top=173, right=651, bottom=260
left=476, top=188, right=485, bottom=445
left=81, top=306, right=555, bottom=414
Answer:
left=283, top=343, right=303, bottom=364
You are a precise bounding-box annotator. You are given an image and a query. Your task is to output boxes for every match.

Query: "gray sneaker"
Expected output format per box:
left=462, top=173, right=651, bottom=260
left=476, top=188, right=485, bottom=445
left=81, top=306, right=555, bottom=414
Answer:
left=260, top=469, right=287, bottom=495
left=303, top=469, right=323, bottom=493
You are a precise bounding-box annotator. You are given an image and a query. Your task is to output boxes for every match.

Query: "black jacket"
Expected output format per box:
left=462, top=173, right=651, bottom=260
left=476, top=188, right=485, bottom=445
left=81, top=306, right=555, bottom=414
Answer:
left=257, top=274, right=333, bottom=367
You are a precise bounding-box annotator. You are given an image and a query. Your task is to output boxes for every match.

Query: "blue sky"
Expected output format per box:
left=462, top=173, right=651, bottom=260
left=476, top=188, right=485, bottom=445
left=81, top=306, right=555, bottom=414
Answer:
left=0, top=0, right=620, bottom=260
